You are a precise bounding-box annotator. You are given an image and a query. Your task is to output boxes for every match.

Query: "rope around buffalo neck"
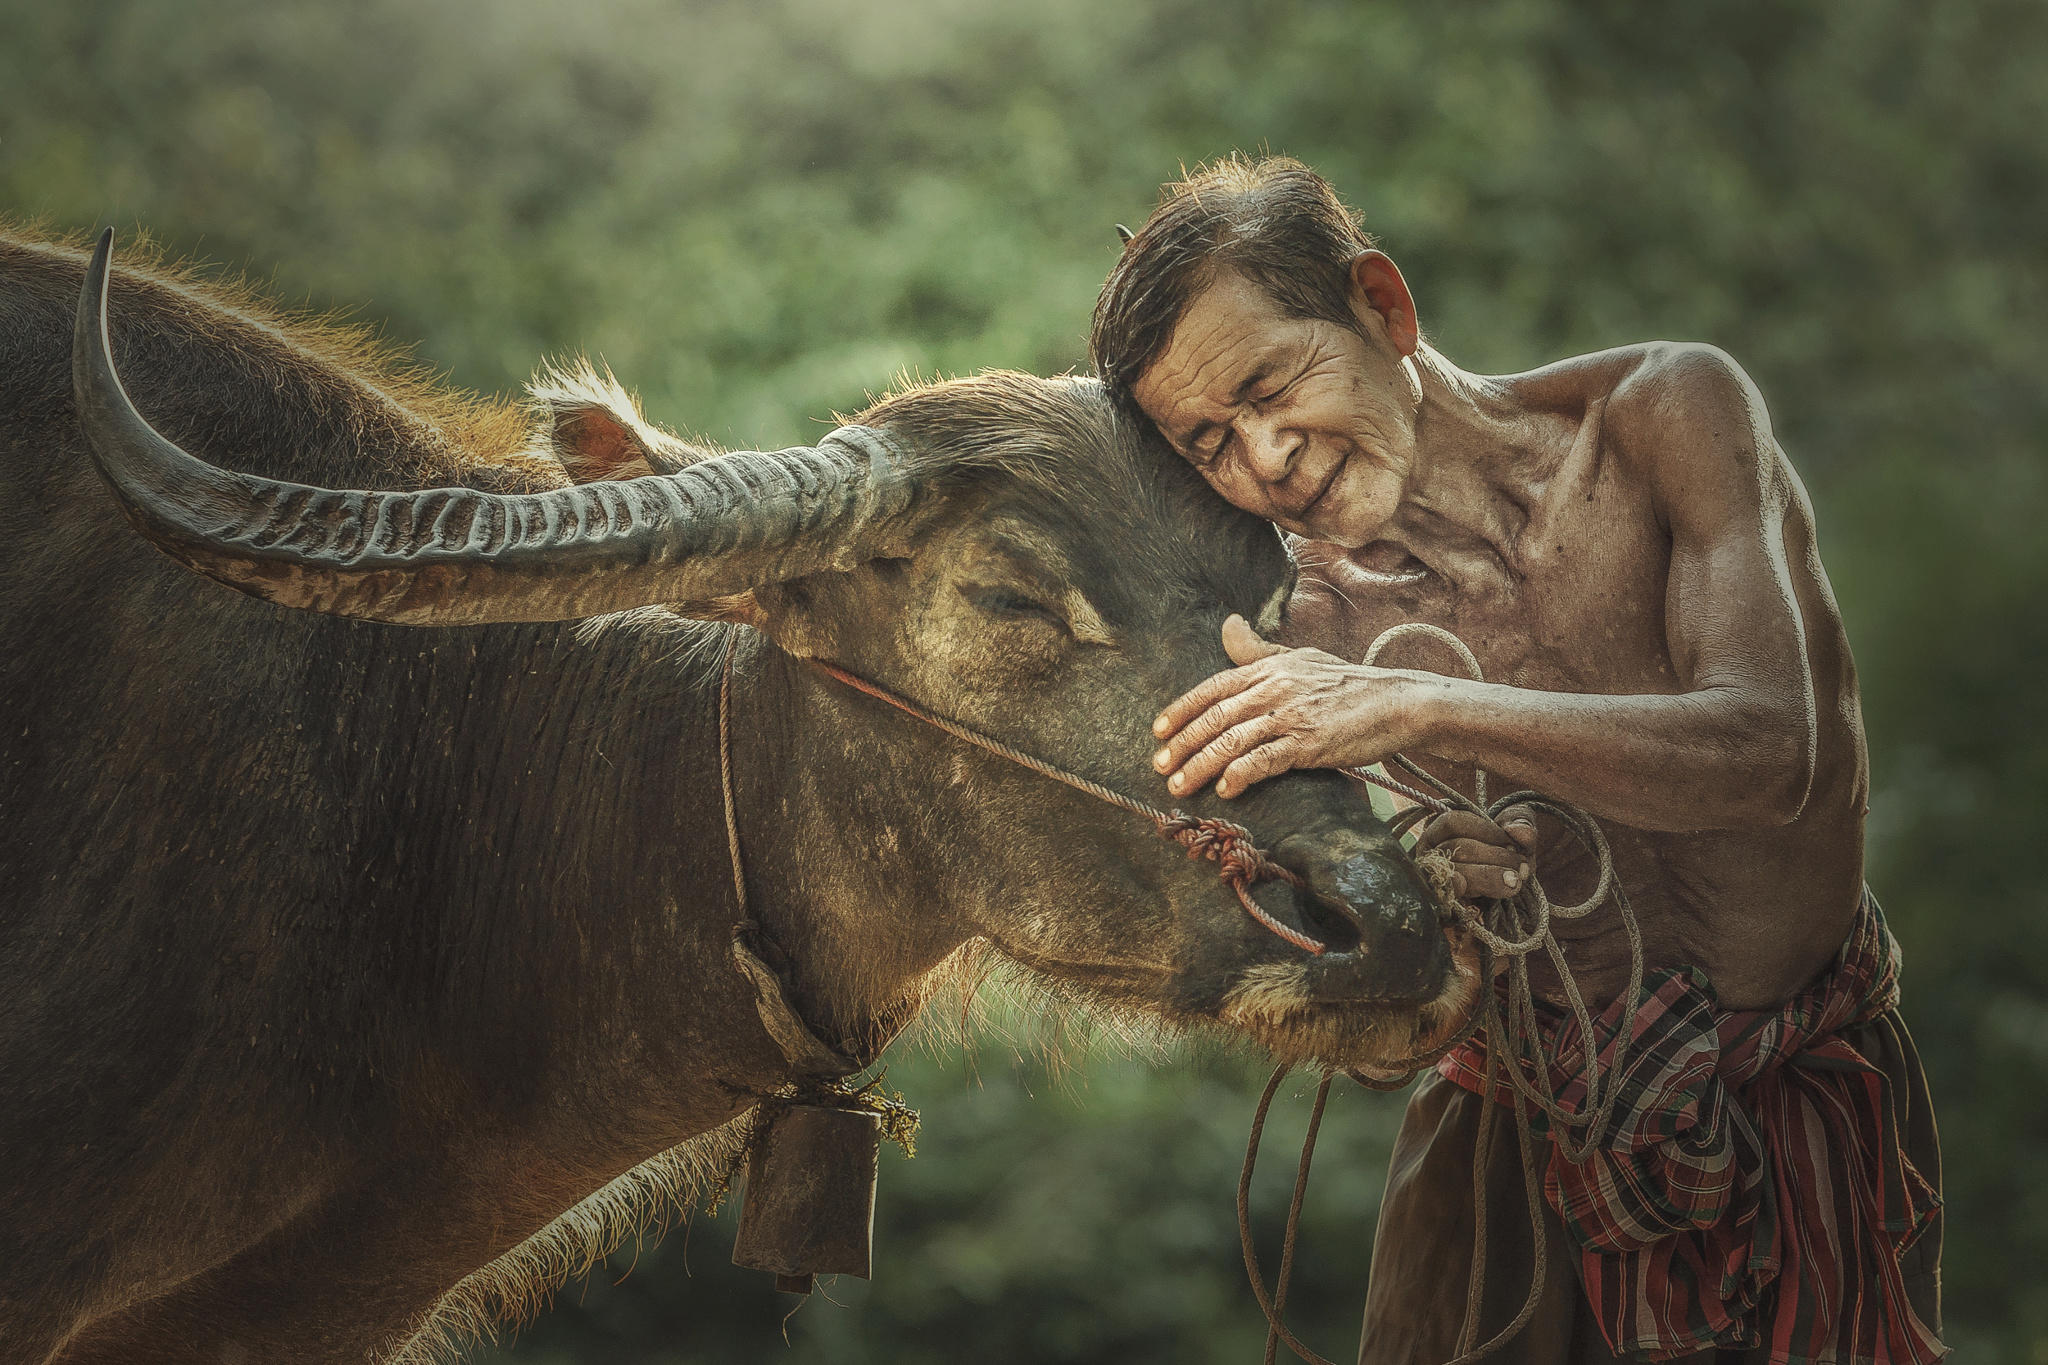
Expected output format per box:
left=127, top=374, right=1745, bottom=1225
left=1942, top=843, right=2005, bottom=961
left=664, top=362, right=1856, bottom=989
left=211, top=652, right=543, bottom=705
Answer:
left=720, top=630, right=867, bottom=1079
left=1237, top=623, right=1641, bottom=1365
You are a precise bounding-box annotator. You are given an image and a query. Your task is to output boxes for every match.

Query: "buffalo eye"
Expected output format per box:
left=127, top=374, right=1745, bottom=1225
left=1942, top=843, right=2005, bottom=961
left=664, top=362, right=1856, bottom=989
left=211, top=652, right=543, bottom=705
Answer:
left=962, top=584, right=1068, bottom=632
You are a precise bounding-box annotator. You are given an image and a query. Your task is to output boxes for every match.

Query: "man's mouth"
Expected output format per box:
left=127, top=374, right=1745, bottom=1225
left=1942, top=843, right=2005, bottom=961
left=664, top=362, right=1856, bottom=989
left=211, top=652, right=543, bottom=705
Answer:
left=1282, top=459, right=1344, bottom=523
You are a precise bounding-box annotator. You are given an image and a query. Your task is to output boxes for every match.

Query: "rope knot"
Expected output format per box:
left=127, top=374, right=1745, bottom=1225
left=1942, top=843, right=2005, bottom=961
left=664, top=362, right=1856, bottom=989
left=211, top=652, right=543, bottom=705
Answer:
left=1157, top=812, right=1300, bottom=889
left=1157, top=812, right=1322, bottom=956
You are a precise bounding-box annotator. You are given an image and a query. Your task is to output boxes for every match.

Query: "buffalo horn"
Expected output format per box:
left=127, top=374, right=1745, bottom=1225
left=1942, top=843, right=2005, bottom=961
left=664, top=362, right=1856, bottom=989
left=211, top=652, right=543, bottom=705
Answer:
left=71, top=230, right=915, bottom=626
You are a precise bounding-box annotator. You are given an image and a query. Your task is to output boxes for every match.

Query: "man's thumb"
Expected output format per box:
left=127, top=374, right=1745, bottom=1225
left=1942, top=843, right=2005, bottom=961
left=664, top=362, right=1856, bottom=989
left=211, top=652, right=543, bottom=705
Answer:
left=1498, top=803, right=1541, bottom=851
left=1222, top=613, right=1286, bottom=663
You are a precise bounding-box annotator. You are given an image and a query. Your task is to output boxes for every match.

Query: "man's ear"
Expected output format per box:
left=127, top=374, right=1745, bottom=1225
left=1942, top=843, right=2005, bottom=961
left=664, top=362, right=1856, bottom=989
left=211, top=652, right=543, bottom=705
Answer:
left=1347, top=251, right=1421, bottom=358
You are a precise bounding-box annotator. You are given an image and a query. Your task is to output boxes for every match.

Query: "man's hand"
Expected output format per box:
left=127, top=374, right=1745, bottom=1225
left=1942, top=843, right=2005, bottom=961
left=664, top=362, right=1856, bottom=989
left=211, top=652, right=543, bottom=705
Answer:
left=1413, top=806, right=1539, bottom=902
left=1152, top=614, right=1431, bottom=798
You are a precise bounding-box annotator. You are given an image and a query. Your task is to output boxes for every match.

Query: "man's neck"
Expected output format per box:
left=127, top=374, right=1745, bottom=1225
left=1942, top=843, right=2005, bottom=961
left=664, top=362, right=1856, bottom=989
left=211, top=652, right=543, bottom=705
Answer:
left=1389, top=346, right=1562, bottom=571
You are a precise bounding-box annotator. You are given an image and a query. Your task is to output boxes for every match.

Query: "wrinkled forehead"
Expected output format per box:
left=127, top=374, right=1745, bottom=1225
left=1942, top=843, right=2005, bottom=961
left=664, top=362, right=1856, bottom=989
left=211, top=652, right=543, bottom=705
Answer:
left=1131, top=270, right=1305, bottom=436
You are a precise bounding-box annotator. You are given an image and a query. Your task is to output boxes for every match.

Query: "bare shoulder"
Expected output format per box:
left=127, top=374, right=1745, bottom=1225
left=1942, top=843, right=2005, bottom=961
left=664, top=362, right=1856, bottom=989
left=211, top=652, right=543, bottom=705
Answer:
left=1606, top=340, right=1770, bottom=433
left=1512, top=339, right=1767, bottom=435
left=1593, top=342, right=1799, bottom=530
left=1497, top=340, right=1786, bottom=500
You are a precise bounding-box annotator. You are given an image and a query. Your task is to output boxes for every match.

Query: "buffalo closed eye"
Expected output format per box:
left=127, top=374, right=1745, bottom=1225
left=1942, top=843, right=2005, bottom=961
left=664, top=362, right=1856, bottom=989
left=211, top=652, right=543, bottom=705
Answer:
left=962, top=584, right=1068, bottom=631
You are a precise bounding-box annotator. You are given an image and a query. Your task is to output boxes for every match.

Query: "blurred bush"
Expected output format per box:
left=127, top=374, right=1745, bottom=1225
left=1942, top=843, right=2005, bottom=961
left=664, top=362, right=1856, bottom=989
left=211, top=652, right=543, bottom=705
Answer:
left=6, top=0, right=2044, bottom=1358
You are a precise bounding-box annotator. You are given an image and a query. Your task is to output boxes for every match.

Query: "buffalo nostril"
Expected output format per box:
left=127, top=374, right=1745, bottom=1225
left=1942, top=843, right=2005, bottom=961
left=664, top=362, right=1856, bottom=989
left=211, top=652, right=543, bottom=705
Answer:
left=1334, top=853, right=1437, bottom=940
left=1289, top=884, right=1363, bottom=955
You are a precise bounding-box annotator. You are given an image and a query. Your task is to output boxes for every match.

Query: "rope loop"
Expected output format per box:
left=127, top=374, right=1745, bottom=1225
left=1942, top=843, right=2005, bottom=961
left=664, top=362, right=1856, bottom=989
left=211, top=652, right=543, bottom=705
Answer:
left=1241, top=623, right=1639, bottom=1365
left=1157, top=810, right=1327, bottom=956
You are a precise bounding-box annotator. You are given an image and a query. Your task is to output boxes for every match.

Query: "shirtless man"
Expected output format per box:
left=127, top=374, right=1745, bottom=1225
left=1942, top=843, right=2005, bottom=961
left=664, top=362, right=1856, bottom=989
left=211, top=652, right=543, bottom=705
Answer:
left=1090, top=157, right=1944, bottom=1365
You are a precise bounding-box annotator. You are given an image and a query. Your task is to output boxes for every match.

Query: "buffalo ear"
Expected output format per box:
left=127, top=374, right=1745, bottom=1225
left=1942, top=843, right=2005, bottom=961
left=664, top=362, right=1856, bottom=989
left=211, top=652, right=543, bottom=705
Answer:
left=528, top=360, right=707, bottom=483
left=524, top=361, right=768, bottom=626
left=554, top=403, right=667, bottom=482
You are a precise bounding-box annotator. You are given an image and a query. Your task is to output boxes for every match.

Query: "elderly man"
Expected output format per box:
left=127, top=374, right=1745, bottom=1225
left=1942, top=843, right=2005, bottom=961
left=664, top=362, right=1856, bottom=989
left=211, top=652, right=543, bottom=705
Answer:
left=1091, top=157, right=1944, bottom=1365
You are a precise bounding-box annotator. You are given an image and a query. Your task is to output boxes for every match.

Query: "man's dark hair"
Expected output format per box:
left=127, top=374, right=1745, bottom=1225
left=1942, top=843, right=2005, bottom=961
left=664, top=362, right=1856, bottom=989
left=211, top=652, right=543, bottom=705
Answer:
left=1090, top=155, right=1376, bottom=406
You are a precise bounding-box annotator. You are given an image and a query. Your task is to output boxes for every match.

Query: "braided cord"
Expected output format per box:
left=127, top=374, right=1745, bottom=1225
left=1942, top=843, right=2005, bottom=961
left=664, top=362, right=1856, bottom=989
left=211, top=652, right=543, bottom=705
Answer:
left=808, top=658, right=1324, bottom=954
left=1244, top=623, right=1640, bottom=1365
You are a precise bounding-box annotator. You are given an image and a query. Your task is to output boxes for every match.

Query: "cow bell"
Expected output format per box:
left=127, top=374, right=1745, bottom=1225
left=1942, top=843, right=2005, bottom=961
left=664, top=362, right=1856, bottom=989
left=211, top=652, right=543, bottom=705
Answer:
left=732, top=1100, right=881, bottom=1295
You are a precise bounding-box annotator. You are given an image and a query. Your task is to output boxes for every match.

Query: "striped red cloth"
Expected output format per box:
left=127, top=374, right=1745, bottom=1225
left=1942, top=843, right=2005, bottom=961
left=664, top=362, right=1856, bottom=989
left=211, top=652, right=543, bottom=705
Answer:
left=1438, top=892, right=1945, bottom=1363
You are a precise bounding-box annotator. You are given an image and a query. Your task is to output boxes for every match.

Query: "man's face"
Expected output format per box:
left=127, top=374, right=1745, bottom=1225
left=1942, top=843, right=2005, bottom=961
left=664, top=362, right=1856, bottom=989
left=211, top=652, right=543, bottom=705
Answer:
left=1130, top=264, right=1418, bottom=549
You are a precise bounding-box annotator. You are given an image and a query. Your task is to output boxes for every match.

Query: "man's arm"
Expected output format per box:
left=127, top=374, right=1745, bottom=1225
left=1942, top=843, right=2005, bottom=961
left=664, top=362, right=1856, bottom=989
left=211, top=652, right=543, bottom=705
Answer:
left=1150, top=346, right=1820, bottom=833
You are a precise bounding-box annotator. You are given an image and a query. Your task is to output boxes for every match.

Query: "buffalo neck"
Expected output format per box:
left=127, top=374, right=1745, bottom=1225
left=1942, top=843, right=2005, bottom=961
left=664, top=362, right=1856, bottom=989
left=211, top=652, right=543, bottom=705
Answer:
left=716, top=632, right=979, bottom=1072
left=386, top=616, right=970, bottom=1165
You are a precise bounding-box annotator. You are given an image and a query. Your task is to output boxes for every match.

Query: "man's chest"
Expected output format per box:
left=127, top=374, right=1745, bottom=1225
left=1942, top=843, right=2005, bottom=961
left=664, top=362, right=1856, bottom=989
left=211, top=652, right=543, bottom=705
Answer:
left=1278, top=488, right=1679, bottom=695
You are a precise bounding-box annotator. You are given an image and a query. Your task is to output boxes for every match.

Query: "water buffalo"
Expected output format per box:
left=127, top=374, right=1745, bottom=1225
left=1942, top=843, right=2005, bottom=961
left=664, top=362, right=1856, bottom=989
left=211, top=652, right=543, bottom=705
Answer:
left=0, top=229, right=1475, bottom=1364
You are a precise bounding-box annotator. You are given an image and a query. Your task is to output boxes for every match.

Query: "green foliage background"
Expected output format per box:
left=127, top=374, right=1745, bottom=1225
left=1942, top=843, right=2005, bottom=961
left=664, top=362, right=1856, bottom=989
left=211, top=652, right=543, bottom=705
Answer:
left=6, top=0, right=2044, bottom=1359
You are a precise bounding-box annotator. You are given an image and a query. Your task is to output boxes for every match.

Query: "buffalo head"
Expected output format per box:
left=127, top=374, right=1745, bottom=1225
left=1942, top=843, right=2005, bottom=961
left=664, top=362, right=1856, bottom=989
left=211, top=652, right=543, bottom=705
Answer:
left=71, top=231, right=1478, bottom=1072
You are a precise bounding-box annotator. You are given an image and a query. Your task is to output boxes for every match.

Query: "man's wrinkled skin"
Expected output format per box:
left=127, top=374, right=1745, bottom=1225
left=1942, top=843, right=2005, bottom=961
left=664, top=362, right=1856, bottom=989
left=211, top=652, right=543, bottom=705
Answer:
left=1133, top=252, right=1867, bottom=1011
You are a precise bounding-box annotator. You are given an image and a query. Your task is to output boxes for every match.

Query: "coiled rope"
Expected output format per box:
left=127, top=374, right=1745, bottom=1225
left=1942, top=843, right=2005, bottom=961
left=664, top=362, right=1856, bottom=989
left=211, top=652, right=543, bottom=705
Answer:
left=722, top=621, right=1636, bottom=1364
left=1237, top=623, right=1640, bottom=1365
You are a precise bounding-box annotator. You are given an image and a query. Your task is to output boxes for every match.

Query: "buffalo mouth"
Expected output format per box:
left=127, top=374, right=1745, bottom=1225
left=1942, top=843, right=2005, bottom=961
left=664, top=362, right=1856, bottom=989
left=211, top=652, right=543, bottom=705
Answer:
left=1217, top=924, right=1486, bottom=1073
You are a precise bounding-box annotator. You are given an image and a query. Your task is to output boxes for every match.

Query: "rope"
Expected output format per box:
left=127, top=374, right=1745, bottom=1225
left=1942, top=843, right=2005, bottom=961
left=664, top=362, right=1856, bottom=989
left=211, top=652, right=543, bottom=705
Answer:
left=1240, top=623, right=1642, bottom=1365
left=741, top=624, right=1635, bottom=1364
left=807, top=657, right=1327, bottom=955
left=1269, top=1072, right=1333, bottom=1365
left=1361, top=623, right=1489, bottom=811
left=720, top=630, right=749, bottom=924
left=1239, top=1069, right=1341, bottom=1365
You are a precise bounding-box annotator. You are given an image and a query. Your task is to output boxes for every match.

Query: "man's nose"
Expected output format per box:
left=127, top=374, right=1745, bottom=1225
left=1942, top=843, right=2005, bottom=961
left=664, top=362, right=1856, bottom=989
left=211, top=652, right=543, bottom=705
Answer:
left=1235, top=408, right=1300, bottom=483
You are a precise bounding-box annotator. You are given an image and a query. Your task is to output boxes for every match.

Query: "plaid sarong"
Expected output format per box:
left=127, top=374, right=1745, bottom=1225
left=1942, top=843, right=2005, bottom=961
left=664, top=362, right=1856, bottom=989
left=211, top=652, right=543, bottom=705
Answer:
left=1438, top=893, right=1945, bottom=1364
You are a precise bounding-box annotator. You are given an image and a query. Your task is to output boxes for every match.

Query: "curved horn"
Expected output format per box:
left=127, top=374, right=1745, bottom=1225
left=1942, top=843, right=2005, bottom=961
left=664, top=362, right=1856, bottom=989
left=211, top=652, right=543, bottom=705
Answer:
left=71, top=231, right=915, bottom=626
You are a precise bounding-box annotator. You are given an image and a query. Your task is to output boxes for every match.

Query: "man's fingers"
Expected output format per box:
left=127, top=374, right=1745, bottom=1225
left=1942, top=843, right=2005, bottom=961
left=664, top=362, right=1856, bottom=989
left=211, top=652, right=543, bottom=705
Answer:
left=1154, top=683, right=1281, bottom=778
left=1451, top=861, right=1527, bottom=902
left=1496, top=802, right=1541, bottom=851
left=1217, top=739, right=1298, bottom=798
left=1165, top=717, right=1275, bottom=797
left=1429, top=831, right=1530, bottom=902
left=1441, top=838, right=1523, bottom=873
left=1153, top=663, right=1262, bottom=741
left=1414, top=810, right=1518, bottom=854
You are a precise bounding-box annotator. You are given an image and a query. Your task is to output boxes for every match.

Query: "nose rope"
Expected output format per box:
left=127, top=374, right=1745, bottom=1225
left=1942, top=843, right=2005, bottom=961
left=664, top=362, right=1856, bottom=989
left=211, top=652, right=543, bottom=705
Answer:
left=804, top=658, right=1327, bottom=954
